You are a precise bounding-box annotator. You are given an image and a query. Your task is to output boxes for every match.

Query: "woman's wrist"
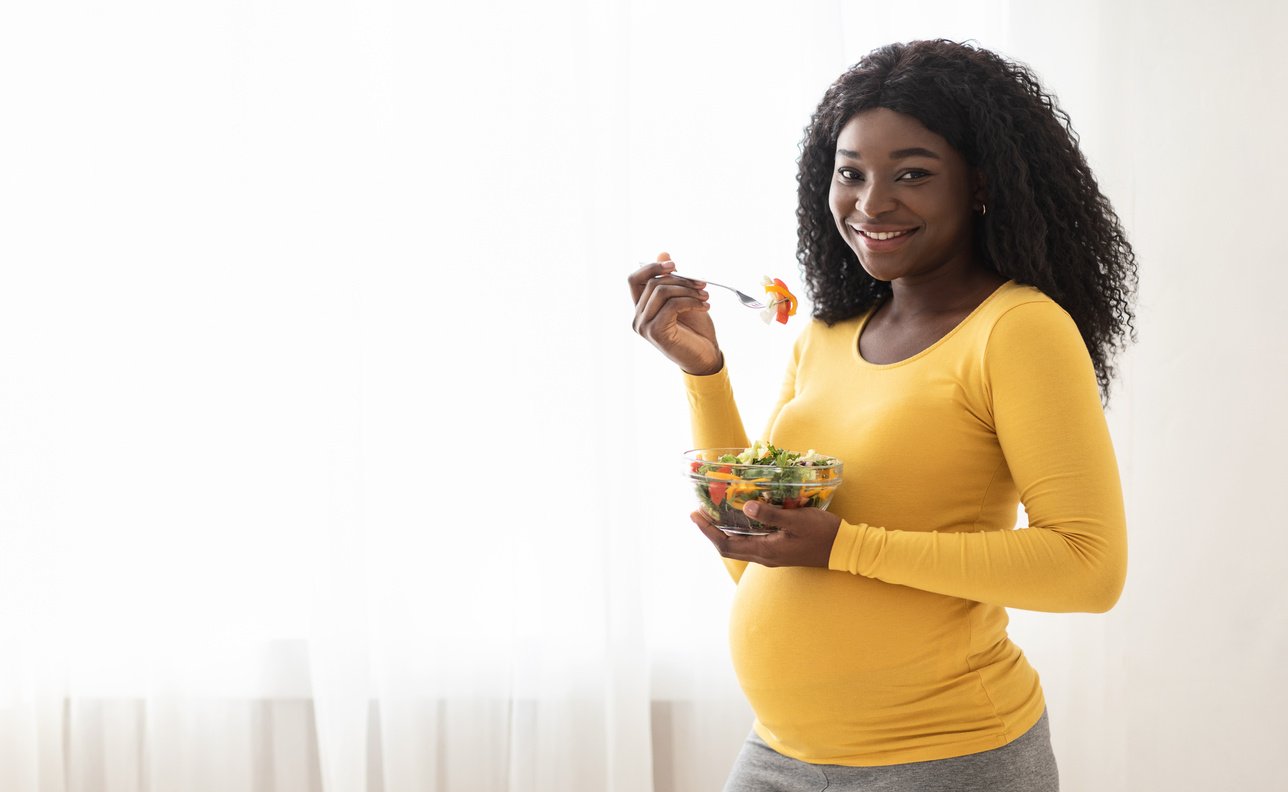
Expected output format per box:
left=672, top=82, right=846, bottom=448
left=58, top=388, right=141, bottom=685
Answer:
left=681, top=352, right=724, bottom=377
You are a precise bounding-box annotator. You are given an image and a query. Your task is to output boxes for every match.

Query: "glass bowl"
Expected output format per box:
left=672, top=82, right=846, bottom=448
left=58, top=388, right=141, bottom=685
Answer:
left=684, top=447, right=843, bottom=535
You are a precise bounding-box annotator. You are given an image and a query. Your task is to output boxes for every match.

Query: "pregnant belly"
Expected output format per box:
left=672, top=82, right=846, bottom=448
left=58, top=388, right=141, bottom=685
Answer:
left=729, top=565, right=990, bottom=750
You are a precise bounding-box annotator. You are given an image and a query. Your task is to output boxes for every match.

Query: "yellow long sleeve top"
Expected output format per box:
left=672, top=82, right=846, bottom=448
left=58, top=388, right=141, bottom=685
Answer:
left=682, top=280, right=1126, bottom=766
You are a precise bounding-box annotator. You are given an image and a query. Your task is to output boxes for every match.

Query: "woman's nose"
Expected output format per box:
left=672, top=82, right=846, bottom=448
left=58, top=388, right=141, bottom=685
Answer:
left=858, top=184, right=896, bottom=217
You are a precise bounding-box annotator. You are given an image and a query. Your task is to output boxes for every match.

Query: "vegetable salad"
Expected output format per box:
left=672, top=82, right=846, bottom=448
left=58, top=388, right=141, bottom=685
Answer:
left=687, top=442, right=842, bottom=534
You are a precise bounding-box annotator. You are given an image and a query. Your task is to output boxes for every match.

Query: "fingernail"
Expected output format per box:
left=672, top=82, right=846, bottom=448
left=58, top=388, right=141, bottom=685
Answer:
left=744, top=502, right=760, bottom=517
left=661, top=261, right=675, bottom=269
left=698, top=291, right=709, bottom=299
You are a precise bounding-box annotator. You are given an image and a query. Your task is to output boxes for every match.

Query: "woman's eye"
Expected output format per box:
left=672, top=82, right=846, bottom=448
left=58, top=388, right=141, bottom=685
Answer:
left=898, top=170, right=930, bottom=181
left=838, top=168, right=863, bottom=181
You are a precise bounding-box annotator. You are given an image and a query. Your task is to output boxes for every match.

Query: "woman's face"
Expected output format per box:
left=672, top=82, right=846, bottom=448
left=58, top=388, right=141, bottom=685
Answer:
left=828, top=108, right=982, bottom=284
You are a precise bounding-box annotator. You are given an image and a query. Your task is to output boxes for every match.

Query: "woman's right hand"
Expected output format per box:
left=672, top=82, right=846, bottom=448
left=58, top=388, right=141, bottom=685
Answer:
left=628, top=252, right=724, bottom=376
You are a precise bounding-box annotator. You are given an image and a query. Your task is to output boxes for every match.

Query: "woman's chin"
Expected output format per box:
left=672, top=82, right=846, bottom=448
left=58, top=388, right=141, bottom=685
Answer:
left=855, top=258, right=897, bottom=283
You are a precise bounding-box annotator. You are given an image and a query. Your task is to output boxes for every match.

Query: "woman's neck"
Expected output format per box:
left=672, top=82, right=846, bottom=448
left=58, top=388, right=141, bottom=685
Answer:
left=882, top=264, right=1006, bottom=321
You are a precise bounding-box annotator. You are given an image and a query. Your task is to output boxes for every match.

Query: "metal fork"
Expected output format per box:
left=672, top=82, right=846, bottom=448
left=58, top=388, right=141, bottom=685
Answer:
left=670, top=273, right=767, bottom=310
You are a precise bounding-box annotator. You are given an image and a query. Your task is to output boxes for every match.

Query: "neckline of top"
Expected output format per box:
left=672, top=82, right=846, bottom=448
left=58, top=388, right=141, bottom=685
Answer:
left=850, top=280, right=1017, bottom=370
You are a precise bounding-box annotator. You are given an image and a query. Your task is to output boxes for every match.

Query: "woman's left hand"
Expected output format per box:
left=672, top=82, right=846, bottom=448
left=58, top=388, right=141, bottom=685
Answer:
left=689, top=503, right=842, bottom=568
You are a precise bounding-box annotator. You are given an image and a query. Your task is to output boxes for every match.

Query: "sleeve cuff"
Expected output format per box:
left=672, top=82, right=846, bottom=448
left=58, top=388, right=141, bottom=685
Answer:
left=828, top=519, right=877, bottom=576
left=685, top=363, right=736, bottom=417
left=681, top=361, right=732, bottom=399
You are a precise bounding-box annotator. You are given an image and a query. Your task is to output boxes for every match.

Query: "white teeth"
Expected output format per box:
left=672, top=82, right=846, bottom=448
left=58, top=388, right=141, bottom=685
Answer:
left=854, top=227, right=912, bottom=241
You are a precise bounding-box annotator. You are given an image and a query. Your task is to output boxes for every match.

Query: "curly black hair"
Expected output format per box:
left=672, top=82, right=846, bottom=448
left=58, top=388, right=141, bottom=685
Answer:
left=797, top=39, right=1137, bottom=400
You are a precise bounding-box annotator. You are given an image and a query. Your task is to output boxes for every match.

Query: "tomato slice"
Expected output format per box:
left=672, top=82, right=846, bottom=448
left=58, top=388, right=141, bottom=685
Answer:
left=709, top=481, right=728, bottom=505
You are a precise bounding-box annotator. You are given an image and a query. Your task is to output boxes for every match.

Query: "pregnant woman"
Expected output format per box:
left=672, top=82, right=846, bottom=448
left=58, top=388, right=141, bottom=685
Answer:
left=627, top=40, right=1137, bottom=791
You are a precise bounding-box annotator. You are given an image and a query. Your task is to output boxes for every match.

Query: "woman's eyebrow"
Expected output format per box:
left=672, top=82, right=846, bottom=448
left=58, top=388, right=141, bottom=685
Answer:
left=890, top=147, right=941, bottom=160
left=835, top=147, right=942, bottom=160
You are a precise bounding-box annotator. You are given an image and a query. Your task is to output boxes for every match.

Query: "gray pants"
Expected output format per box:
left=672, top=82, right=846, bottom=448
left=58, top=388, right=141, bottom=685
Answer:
left=723, top=709, right=1059, bottom=792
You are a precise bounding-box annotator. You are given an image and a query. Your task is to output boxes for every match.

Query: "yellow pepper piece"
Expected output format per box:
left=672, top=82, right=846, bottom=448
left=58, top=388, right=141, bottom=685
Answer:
left=704, top=470, right=741, bottom=481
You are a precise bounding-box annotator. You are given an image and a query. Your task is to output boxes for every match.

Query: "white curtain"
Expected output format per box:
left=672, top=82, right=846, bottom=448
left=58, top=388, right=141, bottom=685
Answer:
left=2, top=1, right=1286, bottom=790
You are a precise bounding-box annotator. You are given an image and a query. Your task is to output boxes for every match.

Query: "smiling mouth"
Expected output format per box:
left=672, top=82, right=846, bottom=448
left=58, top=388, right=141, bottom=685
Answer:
left=851, top=226, right=917, bottom=241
